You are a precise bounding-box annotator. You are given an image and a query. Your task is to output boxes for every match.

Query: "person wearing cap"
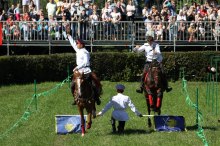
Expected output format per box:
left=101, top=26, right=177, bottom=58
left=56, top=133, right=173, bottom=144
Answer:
left=133, top=35, right=172, bottom=93
left=67, top=34, right=102, bottom=106
left=97, top=84, right=143, bottom=134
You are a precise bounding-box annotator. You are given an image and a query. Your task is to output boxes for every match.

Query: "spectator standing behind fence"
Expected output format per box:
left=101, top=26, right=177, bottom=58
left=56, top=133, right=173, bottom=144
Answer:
left=33, top=0, right=40, bottom=12
left=22, top=12, right=31, bottom=41
left=160, top=5, right=170, bottom=22
left=46, top=0, right=57, bottom=18
left=56, top=1, right=63, bottom=16
left=102, top=9, right=112, bottom=40
left=177, top=10, right=186, bottom=21
left=97, top=84, right=143, bottom=134
left=167, top=16, right=177, bottom=41
left=110, top=7, right=121, bottom=40
left=212, top=17, right=220, bottom=41
left=188, top=22, right=198, bottom=42
left=0, top=10, right=7, bottom=21
left=116, top=0, right=126, bottom=21
left=177, top=19, right=186, bottom=40
left=7, top=4, right=14, bottom=18
left=126, top=0, right=135, bottom=22
left=70, top=0, right=77, bottom=16
left=101, top=2, right=112, bottom=15
left=186, top=6, right=196, bottom=22
left=22, top=0, right=30, bottom=13
left=77, top=0, right=85, bottom=16
left=150, top=5, right=160, bottom=20
left=89, top=10, right=99, bottom=40
left=78, top=9, right=88, bottom=40
left=142, top=5, right=150, bottom=21
left=14, top=3, right=20, bottom=21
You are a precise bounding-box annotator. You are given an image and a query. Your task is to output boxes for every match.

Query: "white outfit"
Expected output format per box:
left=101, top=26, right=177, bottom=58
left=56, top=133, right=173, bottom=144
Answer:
left=126, top=4, right=135, bottom=17
left=134, top=43, right=162, bottom=63
left=46, top=2, right=57, bottom=17
left=68, top=35, right=91, bottom=74
left=34, top=0, right=40, bottom=11
left=98, top=93, right=141, bottom=121
left=22, top=0, right=30, bottom=5
left=111, top=12, right=121, bottom=23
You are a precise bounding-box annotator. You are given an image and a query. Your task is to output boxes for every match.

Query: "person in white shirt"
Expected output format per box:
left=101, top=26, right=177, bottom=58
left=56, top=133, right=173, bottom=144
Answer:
left=126, top=0, right=135, bottom=22
left=67, top=34, right=102, bottom=105
left=46, top=0, right=57, bottom=18
left=133, top=35, right=172, bottom=93
left=97, top=84, right=143, bottom=134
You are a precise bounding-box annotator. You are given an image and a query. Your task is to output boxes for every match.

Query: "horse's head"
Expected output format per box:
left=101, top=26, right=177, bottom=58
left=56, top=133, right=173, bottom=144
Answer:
left=150, top=66, right=162, bottom=88
left=145, top=61, right=163, bottom=89
left=73, top=71, right=93, bottom=100
left=73, top=71, right=84, bottom=97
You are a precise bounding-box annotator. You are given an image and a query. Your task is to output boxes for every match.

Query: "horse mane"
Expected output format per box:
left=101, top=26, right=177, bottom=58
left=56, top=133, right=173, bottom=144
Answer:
left=144, top=61, right=163, bottom=89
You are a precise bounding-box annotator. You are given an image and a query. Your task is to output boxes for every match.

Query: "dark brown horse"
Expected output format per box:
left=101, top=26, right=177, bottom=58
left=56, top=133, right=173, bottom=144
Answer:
left=143, top=60, right=165, bottom=128
left=73, top=71, right=96, bottom=136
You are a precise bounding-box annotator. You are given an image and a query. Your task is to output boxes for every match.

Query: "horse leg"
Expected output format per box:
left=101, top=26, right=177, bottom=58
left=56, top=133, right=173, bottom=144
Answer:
left=92, top=100, right=96, bottom=119
left=156, top=92, right=163, bottom=114
left=145, top=95, right=152, bottom=128
left=78, top=105, right=85, bottom=136
left=148, top=94, right=154, bottom=110
left=86, top=104, right=92, bottom=129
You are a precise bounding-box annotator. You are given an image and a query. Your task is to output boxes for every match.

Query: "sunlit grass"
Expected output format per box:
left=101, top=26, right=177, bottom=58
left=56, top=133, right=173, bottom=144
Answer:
left=0, top=81, right=219, bottom=146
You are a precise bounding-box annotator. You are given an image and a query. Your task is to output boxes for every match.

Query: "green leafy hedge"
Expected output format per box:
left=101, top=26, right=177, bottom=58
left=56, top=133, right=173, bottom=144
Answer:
left=0, top=51, right=219, bottom=85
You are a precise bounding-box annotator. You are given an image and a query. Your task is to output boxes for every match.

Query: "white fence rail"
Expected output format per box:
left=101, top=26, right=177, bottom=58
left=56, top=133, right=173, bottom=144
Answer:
left=1, top=20, right=220, bottom=54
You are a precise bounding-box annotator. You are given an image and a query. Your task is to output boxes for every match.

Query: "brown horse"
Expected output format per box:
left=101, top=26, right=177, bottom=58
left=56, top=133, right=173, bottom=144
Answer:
left=143, top=60, right=165, bottom=128
left=73, top=71, right=96, bottom=136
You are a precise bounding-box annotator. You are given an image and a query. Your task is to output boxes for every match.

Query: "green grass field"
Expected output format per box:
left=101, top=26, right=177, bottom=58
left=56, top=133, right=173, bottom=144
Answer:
left=0, top=81, right=220, bottom=146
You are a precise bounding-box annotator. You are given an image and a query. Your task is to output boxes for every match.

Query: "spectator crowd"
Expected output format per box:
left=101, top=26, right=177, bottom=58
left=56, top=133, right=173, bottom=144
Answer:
left=0, top=0, right=220, bottom=42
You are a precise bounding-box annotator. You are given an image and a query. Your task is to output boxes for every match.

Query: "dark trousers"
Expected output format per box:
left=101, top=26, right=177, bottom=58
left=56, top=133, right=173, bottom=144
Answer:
left=111, top=117, right=125, bottom=133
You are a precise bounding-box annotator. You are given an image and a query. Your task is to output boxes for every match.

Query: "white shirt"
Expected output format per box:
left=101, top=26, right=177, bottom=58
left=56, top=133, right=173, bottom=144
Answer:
left=68, top=35, right=91, bottom=74
left=126, top=4, right=135, bottom=16
left=134, top=42, right=163, bottom=62
left=98, top=93, right=141, bottom=121
left=46, top=2, right=57, bottom=17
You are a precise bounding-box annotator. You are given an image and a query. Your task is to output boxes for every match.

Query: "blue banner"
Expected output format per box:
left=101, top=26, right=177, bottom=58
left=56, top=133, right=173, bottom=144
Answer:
left=55, top=115, right=87, bottom=134
left=154, top=115, right=185, bottom=132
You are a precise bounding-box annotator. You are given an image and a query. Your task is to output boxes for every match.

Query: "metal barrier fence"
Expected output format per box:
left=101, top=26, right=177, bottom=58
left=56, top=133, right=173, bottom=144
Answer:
left=1, top=20, right=220, bottom=54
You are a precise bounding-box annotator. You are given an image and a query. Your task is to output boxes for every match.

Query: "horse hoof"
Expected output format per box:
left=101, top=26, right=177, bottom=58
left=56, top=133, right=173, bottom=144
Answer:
left=87, top=124, right=91, bottom=129
left=92, top=111, right=96, bottom=119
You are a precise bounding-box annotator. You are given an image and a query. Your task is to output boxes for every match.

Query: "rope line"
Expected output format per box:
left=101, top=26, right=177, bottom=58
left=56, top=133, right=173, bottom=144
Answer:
left=182, top=77, right=209, bottom=146
left=0, top=75, right=72, bottom=140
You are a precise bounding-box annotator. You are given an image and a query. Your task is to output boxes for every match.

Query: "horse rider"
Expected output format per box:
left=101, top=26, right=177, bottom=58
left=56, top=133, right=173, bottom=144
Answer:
left=133, top=35, right=172, bottom=93
left=67, top=34, right=102, bottom=105
left=97, top=84, right=143, bottom=134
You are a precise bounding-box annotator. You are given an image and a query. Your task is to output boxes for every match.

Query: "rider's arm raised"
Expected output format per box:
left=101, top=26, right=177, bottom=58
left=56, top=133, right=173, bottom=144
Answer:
left=67, top=34, right=79, bottom=52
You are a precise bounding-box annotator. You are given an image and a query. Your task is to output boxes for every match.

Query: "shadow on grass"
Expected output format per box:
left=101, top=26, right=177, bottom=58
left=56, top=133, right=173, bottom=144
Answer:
left=107, top=128, right=154, bottom=135
left=186, top=124, right=218, bottom=131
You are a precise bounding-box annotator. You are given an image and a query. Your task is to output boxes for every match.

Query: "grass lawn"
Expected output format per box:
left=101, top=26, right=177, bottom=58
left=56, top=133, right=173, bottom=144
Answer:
left=0, top=81, right=220, bottom=146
